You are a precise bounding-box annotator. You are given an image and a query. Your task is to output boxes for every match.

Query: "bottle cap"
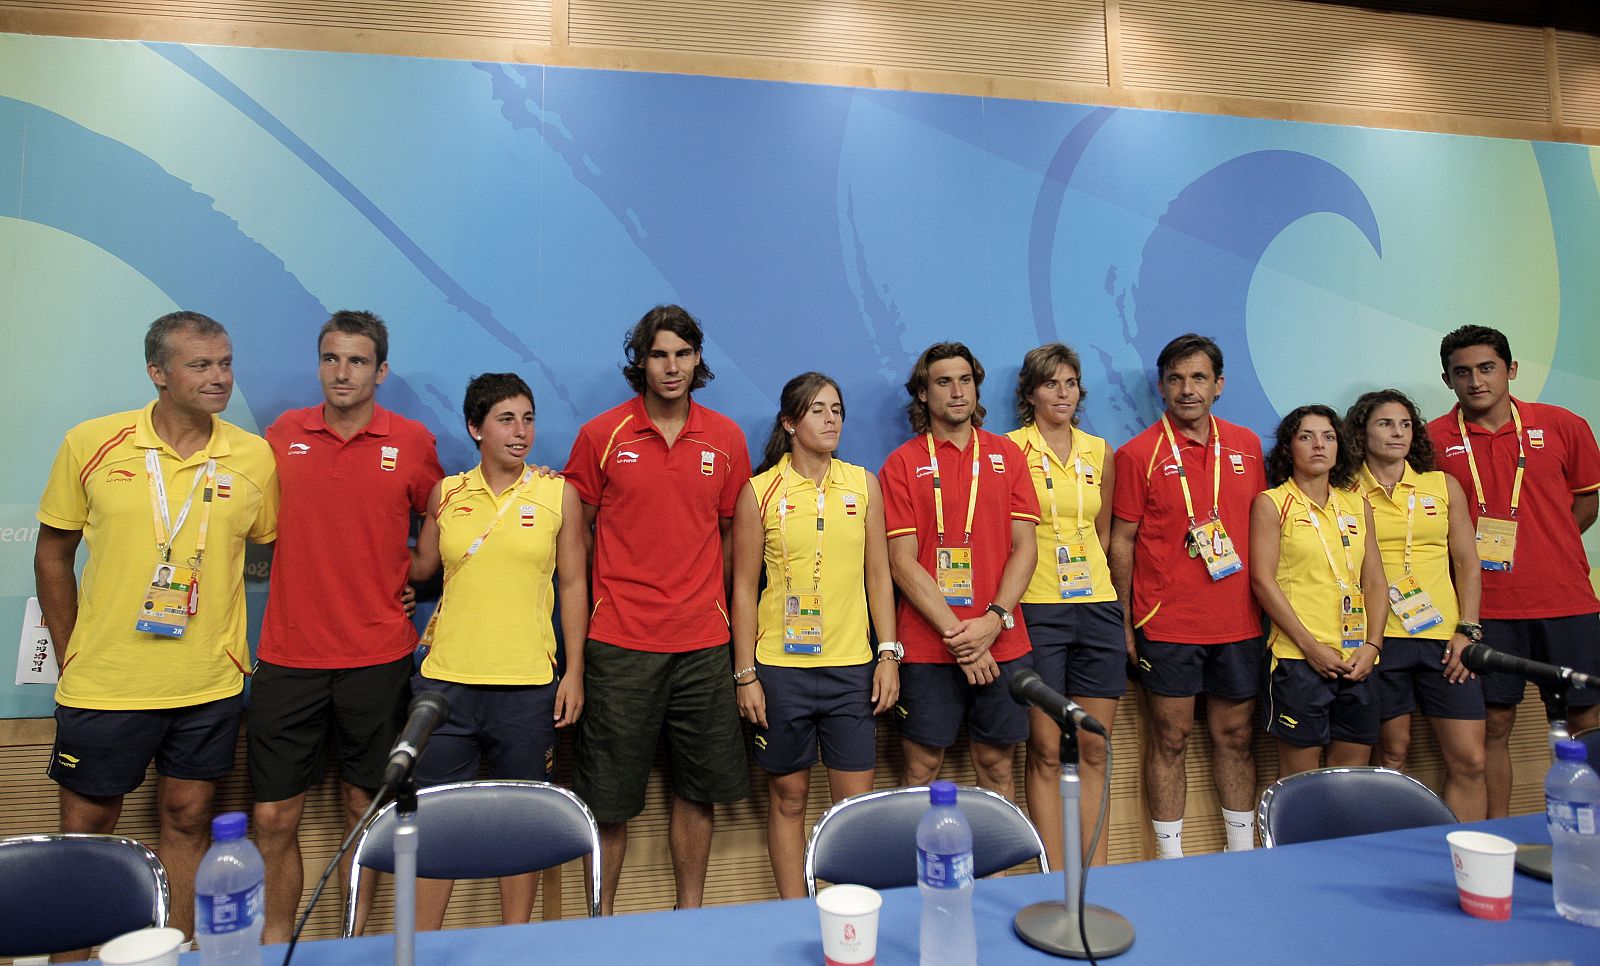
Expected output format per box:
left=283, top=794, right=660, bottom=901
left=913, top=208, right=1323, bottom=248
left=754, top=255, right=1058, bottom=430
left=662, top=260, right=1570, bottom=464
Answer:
left=211, top=811, right=248, bottom=841
left=1554, top=739, right=1589, bottom=763
left=929, top=780, right=957, bottom=805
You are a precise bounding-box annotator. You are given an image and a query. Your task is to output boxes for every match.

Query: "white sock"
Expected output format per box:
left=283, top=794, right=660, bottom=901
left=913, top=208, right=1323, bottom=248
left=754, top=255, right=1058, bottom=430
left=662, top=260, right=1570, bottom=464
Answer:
left=1152, top=819, right=1184, bottom=859
left=1223, top=808, right=1256, bottom=852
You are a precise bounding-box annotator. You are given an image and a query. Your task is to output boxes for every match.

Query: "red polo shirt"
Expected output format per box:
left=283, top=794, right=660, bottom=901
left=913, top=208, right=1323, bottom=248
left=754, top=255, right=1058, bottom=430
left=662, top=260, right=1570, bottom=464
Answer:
left=563, top=396, right=751, bottom=652
left=1428, top=398, right=1600, bottom=620
left=259, top=405, right=443, bottom=668
left=1111, top=415, right=1264, bottom=644
left=880, top=429, right=1040, bottom=664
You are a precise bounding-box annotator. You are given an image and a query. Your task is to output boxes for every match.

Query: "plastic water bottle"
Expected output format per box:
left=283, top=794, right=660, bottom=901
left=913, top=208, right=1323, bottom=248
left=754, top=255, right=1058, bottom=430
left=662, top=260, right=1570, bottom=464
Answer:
left=1546, top=739, right=1600, bottom=927
left=918, top=781, right=977, bottom=966
left=195, top=811, right=264, bottom=964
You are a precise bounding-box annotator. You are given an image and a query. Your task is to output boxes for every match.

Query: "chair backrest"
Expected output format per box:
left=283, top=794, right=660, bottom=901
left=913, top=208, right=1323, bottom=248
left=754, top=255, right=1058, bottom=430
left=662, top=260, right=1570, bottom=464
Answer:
left=803, top=785, right=1048, bottom=896
left=0, top=833, right=169, bottom=956
left=345, top=780, right=601, bottom=936
left=1573, top=727, right=1600, bottom=773
left=1258, top=766, right=1458, bottom=848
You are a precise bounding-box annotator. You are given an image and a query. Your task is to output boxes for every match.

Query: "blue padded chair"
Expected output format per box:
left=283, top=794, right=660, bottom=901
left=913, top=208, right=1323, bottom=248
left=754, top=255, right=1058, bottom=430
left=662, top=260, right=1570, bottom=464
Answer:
left=0, top=833, right=169, bottom=956
left=345, top=780, right=601, bottom=936
left=1258, top=766, right=1457, bottom=848
left=1573, top=727, right=1600, bottom=772
left=803, top=785, right=1049, bottom=896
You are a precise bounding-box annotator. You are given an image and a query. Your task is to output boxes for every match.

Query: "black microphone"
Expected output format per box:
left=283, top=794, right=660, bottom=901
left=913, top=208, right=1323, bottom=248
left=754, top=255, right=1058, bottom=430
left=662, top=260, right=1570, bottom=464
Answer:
left=1460, top=641, right=1596, bottom=692
left=1008, top=668, right=1108, bottom=736
left=380, top=691, right=450, bottom=789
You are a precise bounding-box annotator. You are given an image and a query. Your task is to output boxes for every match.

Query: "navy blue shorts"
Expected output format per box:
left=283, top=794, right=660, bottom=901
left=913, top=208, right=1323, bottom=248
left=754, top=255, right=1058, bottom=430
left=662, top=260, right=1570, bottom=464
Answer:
left=1265, top=659, right=1379, bottom=747
left=1480, top=615, right=1600, bottom=709
left=49, top=694, right=243, bottom=797
left=412, top=675, right=557, bottom=785
left=894, top=653, right=1033, bottom=749
left=752, top=662, right=876, bottom=774
left=1135, top=632, right=1263, bottom=700
left=1375, top=636, right=1485, bottom=722
left=1021, top=600, right=1127, bottom=700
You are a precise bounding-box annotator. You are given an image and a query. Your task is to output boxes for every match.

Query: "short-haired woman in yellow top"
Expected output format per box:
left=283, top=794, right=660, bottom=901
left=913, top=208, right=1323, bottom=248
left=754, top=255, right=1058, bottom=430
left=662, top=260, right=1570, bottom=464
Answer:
left=408, top=372, right=588, bottom=928
left=1250, top=404, right=1387, bottom=778
left=1345, top=389, right=1485, bottom=820
left=731, top=372, right=899, bottom=898
left=1005, top=343, right=1120, bottom=868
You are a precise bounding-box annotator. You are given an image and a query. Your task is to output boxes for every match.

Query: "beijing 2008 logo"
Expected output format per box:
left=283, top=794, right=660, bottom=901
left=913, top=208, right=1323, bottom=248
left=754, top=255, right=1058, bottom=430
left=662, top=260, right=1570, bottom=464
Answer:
left=843, top=924, right=856, bottom=941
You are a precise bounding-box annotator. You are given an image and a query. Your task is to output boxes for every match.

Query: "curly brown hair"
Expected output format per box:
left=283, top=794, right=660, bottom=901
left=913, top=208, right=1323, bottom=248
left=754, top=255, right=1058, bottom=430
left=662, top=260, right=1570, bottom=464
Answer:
left=1342, top=389, right=1434, bottom=473
left=1265, top=404, right=1357, bottom=489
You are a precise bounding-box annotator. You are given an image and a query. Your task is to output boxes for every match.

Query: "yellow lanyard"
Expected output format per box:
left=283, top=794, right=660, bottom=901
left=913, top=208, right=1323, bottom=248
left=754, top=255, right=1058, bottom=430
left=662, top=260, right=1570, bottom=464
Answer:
left=776, top=456, right=827, bottom=594
left=928, top=433, right=980, bottom=545
left=1159, top=414, right=1222, bottom=525
left=1037, top=427, right=1085, bottom=545
left=1294, top=481, right=1359, bottom=592
left=453, top=467, right=534, bottom=573
left=144, top=449, right=216, bottom=565
left=1457, top=403, right=1525, bottom=518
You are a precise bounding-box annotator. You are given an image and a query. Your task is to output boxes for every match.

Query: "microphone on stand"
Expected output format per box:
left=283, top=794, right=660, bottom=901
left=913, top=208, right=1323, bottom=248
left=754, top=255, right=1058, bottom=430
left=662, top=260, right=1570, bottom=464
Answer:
left=1010, top=668, right=1110, bottom=737
left=381, top=691, right=451, bottom=791
left=1460, top=642, right=1595, bottom=691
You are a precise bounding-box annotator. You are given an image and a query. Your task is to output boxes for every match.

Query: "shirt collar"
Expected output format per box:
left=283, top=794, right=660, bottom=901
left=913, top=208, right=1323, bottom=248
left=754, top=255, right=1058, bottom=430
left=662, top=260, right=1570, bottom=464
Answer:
left=134, top=400, right=230, bottom=462
left=780, top=453, right=848, bottom=490
left=1450, top=397, right=1524, bottom=436
left=630, top=394, right=704, bottom=438
left=1357, top=461, right=1417, bottom=498
left=302, top=403, right=392, bottom=438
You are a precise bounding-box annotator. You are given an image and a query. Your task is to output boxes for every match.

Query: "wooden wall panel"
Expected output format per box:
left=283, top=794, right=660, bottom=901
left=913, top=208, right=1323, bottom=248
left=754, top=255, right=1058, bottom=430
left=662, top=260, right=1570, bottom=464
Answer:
left=1558, top=30, right=1600, bottom=129
left=1119, top=0, right=1551, bottom=121
left=0, top=0, right=551, bottom=40
left=566, top=0, right=1107, bottom=84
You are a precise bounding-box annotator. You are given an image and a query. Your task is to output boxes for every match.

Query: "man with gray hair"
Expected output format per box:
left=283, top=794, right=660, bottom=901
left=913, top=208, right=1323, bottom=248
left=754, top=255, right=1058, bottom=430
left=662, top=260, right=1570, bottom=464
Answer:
left=35, top=311, right=279, bottom=942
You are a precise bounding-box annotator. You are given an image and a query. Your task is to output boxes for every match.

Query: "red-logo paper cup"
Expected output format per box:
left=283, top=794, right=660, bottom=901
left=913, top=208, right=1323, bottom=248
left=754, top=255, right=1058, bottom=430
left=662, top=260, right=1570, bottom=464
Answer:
left=1446, top=830, right=1517, bottom=921
left=817, top=883, right=882, bottom=965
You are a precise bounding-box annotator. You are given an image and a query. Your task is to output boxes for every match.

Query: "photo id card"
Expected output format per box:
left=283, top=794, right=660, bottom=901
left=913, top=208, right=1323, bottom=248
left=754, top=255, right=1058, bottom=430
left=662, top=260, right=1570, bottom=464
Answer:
left=1387, top=574, right=1444, bottom=635
left=1187, top=518, right=1242, bottom=581
left=1056, top=542, right=1093, bottom=598
left=1475, top=516, right=1516, bottom=571
left=1340, top=592, right=1367, bottom=651
left=782, top=593, right=824, bottom=654
left=136, top=561, right=194, bottom=637
left=936, top=546, right=973, bottom=606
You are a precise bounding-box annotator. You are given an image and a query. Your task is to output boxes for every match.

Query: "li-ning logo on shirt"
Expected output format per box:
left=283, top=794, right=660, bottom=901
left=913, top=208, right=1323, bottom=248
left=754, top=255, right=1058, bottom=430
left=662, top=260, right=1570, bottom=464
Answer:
left=288, top=442, right=311, bottom=456
left=1444, top=445, right=1467, bottom=458
left=1162, top=463, right=1181, bottom=477
left=614, top=450, right=640, bottom=464
left=103, top=468, right=136, bottom=484
left=915, top=463, right=936, bottom=479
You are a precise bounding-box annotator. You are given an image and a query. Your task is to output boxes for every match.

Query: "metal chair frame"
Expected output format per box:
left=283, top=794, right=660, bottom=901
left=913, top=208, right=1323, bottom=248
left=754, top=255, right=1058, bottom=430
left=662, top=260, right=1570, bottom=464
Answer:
left=0, top=832, right=169, bottom=956
left=802, top=784, right=1049, bottom=896
left=344, top=779, right=602, bottom=936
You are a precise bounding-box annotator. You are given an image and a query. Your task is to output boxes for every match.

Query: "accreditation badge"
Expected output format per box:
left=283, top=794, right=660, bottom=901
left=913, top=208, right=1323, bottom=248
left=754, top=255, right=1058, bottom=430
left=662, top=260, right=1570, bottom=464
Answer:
left=1056, top=542, right=1093, bottom=598
left=1475, top=516, right=1516, bottom=571
left=1387, top=574, right=1444, bottom=635
left=1340, top=592, right=1367, bottom=651
left=782, top=593, right=824, bottom=654
left=936, top=547, right=973, bottom=606
left=1187, top=518, right=1242, bottom=581
left=136, top=561, right=195, bottom=637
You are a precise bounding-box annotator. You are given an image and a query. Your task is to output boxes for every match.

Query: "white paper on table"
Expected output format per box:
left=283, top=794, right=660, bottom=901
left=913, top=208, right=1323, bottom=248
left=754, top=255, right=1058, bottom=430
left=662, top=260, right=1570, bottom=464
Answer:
left=16, top=597, right=58, bottom=686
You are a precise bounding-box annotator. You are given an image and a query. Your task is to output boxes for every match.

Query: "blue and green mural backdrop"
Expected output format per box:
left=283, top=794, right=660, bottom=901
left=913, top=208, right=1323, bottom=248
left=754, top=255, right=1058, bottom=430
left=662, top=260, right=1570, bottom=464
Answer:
left=2, top=34, right=1595, bottom=717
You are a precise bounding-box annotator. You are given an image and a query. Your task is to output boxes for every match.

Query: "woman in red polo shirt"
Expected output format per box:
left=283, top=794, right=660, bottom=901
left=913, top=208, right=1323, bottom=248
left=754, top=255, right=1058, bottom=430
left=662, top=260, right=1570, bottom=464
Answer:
left=730, top=371, right=899, bottom=898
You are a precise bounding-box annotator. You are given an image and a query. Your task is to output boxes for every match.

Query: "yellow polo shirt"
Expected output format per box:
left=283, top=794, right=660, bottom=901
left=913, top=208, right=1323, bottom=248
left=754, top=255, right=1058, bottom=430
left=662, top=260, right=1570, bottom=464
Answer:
left=1008, top=425, right=1115, bottom=605
left=36, top=402, right=278, bottom=710
left=750, top=456, right=873, bottom=668
left=1355, top=464, right=1459, bottom=641
left=1264, top=481, right=1371, bottom=662
left=421, top=467, right=565, bottom=685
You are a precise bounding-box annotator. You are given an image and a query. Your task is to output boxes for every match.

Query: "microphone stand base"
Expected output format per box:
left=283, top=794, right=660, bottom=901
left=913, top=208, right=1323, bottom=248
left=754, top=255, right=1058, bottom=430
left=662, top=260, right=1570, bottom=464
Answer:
left=1014, top=901, right=1135, bottom=959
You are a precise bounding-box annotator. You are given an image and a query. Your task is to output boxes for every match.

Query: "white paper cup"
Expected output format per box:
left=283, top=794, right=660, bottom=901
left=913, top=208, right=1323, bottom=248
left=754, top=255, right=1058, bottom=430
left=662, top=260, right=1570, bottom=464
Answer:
left=98, top=926, right=185, bottom=966
left=1447, top=830, right=1517, bottom=920
left=817, top=883, right=882, bottom=966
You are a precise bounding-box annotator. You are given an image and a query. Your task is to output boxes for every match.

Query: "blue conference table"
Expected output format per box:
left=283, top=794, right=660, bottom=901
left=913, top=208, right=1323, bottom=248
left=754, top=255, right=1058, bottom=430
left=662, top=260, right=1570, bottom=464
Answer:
left=191, top=815, right=1595, bottom=965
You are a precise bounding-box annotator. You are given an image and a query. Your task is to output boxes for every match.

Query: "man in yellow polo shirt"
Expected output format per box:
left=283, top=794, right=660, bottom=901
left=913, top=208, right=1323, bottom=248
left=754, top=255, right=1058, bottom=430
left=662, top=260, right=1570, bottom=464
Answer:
left=34, top=311, right=278, bottom=941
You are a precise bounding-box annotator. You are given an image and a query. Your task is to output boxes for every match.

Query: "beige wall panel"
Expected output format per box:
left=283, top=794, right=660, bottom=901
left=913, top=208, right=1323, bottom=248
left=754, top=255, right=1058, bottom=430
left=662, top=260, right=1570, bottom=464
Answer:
left=566, top=0, right=1107, bottom=84
left=1558, top=30, right=1600, bottom=129
left=1119, top=0, right=1551, bottom=122
left=0, top=0, right=551, bottom=40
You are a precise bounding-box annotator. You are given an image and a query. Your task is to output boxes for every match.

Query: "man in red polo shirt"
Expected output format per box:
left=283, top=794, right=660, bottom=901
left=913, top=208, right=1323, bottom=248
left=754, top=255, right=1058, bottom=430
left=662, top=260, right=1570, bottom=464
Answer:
left=248, top=310, right=444, bottom=941
left=563, top=304, right=751, bottom=914
left=1110, top=333, right=1266, bottom=858
left=880, top=342, right=1040, bottom=796
left=1428, top=323, right=1600, bottom=817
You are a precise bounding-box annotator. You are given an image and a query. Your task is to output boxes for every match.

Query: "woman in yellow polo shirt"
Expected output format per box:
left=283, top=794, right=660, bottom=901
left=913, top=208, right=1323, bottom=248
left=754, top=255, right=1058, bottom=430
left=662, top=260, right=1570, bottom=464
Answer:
left=1005, top=342, right=1120, bottom=869
left=1344, top=389, right=1485, bottom=820
left=408, top=372, right=587, bottom=928
left=731, top=371, right=899, bottom=898
left=1250, top=404, right=1387, bottom=777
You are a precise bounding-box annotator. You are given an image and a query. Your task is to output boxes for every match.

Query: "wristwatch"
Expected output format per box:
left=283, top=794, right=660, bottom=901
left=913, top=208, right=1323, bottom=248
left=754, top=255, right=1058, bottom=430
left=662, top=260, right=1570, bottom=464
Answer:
left=985, top=603, right=1015, bottom=630
left=1455, top=621, right=1485, bottom=644
left=876, top=640, right=904, bottom=662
